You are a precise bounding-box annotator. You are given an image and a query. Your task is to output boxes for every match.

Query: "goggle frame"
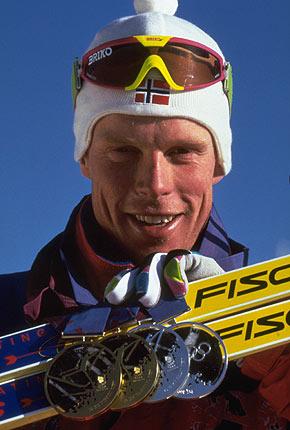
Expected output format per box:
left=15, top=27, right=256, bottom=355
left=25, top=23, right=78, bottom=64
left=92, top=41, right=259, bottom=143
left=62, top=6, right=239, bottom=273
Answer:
left=72, top=35, right=233, bottom=113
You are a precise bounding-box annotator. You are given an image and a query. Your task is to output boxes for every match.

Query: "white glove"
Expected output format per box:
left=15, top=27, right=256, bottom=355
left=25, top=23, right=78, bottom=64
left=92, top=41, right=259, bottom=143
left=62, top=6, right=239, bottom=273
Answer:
left=104, top=251, right=224, bottom=308
left=184, top=253, right=225, bottom=282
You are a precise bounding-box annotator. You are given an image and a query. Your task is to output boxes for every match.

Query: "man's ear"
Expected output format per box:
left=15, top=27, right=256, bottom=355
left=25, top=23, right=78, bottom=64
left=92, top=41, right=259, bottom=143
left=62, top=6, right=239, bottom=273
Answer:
left=213, top=162, right=224, bottom=185
left=79, top=155, right=91, bottom=179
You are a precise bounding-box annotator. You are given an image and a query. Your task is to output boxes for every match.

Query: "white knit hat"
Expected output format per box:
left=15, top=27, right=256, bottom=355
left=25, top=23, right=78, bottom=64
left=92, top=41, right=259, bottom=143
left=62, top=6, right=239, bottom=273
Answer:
left=73, top=0, right=232, bottom=175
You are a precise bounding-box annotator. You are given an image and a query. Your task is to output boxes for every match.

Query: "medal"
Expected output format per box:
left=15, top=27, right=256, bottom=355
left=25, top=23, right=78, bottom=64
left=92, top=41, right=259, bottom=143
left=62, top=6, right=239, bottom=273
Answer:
left=100, top=332, right=159, bottom=410
left=171, top=322, right=228, bottom=398
left=131, top=323, right=189, bottom=402
left=44, top=341, right=121, bottom=418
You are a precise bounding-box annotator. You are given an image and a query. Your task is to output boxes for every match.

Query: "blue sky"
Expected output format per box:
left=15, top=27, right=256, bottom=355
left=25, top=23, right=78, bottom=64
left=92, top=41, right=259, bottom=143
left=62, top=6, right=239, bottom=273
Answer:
left=1, top=0, right=290, bottom=273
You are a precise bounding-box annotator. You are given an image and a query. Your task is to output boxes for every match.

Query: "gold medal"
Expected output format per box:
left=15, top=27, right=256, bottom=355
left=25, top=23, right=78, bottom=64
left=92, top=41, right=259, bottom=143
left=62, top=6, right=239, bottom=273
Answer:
left=44, top=341, right=122, bottom=418
left=100, top=332, right=159, bottom=410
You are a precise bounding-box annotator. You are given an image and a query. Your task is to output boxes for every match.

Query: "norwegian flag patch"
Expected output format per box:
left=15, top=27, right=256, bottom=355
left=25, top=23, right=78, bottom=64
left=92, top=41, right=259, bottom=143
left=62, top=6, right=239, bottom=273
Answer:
left=135, top=79, right=170, bottom=105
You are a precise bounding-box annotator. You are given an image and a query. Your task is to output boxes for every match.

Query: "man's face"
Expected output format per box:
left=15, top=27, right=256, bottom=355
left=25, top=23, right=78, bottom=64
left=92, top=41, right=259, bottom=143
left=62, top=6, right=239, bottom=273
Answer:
left=81, top=114, right=223, bottom=264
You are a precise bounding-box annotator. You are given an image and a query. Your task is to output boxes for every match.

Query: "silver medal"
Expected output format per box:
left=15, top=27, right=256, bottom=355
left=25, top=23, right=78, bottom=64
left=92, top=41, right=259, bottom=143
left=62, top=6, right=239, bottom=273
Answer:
left=131, top=323, right=189, bottom=402
left=172, top=322, right=228, bottom=399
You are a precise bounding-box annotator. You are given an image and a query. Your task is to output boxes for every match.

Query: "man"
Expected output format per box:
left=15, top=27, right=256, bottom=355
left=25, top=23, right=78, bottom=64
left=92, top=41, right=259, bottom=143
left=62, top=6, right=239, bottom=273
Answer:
left=1, top=0, right=289, bottom=428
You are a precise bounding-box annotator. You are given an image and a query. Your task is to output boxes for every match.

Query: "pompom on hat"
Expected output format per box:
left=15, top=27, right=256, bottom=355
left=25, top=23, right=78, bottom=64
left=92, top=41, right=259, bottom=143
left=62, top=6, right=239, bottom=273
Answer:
left=133, top=0, right=178, bottom=15
left=73, top=0, right=233, bottom=175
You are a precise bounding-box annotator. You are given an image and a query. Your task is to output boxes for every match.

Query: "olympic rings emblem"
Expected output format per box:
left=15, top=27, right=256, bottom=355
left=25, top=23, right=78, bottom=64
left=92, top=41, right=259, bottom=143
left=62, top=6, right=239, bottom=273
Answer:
left=190, top=342, right=211, bottom=362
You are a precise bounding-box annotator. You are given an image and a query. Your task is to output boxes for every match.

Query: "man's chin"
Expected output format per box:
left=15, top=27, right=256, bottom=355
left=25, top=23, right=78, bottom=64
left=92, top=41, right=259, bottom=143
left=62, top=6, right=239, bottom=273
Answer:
left=125, top=213, right=191, bottom=244
left=127, top=238, right=193, bottom=265
left=117, top=214, right=199, bottom=263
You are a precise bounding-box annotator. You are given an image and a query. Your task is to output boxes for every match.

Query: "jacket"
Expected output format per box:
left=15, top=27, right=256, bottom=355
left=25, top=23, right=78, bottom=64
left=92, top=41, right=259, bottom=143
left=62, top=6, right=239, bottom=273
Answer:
left=0, top=197, right=288, bottom=429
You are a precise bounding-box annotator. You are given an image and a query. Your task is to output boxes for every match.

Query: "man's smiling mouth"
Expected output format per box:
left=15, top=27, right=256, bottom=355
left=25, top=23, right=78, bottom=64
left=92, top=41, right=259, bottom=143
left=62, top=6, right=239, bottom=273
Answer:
left=134, top=214, right=178, bottom=225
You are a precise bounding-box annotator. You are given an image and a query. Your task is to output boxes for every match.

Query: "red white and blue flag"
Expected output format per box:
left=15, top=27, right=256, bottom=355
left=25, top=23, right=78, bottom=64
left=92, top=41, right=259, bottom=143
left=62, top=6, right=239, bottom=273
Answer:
left=135, top=79, right=170, bottom=105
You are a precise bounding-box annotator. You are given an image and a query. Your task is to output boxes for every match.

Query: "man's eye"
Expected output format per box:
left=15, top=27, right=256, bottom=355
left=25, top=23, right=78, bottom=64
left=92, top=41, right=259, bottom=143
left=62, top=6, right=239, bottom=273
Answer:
left=115, top=148, right=129, bottom=153
left=169, top=148, right=192, bottom=155
left=167, top=147, right=195, bottom=160
left=108, top=146, right=139, bottom=162
left=167, top=145, right=206, bottom=160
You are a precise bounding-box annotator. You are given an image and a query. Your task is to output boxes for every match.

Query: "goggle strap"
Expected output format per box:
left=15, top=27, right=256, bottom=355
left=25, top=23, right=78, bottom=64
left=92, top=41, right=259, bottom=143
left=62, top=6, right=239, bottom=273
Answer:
left=72, top=58, right=82, bottom=107
left=223, top=62, right=233, bottom=115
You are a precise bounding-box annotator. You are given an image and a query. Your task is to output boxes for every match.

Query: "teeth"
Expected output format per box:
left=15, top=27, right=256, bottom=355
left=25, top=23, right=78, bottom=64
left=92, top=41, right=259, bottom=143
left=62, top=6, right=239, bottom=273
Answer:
left=135, top=215, right=175, bottom=224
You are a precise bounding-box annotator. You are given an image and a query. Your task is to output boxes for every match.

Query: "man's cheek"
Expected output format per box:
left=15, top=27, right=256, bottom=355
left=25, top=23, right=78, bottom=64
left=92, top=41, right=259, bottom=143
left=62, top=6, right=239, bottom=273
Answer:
left=180, top=170, right=208, bottom=189
left=181, top=182, right=210, bottom=202
left=108, top=170, right=133, bottom=189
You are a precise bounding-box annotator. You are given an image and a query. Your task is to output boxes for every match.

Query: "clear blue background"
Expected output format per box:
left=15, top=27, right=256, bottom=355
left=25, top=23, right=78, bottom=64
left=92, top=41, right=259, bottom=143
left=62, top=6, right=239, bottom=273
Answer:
left=1, top=0, right=290, bottom=273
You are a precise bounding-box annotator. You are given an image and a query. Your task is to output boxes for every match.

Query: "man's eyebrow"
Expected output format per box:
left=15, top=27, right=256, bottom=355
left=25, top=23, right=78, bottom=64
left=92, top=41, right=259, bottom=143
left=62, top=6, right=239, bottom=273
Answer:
left=97, top=129, right=137, bottom=144
left=168, top=138, right=209, bottom=145
left=102, top=137, right=209, bottom=149
left=162, top=138, right=212, bottom=149
left=97, top=128, right=211, bottom=147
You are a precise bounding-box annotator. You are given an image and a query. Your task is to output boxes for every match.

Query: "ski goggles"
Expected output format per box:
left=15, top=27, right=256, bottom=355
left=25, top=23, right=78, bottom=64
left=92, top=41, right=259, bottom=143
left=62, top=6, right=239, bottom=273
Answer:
left=72, top=35, right=233, bottom=109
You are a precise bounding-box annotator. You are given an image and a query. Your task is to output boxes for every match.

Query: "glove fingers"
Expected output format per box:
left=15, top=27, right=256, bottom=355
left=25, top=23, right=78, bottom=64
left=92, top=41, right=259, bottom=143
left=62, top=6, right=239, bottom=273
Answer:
left=164, top=254, right=189, bottom=298
left=136, top=253, right=165, bottom=308
left=186, top=254, right=224, bottom=282
left=104, top=268, right=139, bottom=305
left=184, top=252, right=200, bottom=271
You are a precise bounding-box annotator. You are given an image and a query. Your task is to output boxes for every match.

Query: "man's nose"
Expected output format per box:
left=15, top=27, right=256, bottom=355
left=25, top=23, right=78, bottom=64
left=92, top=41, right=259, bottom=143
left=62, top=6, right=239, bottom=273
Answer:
left=134, top=151, right=174, bottom=197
